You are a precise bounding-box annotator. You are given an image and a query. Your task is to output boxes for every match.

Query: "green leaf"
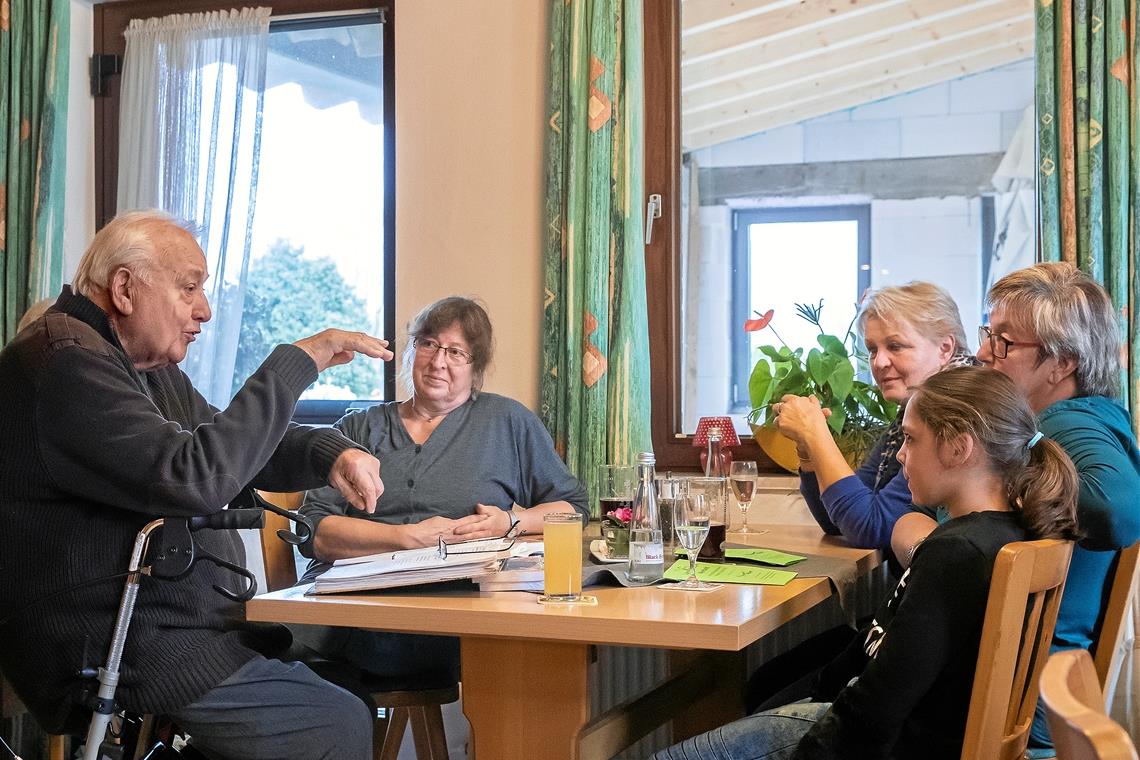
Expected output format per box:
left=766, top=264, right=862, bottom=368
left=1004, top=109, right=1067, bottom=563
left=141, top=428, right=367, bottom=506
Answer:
left=759, top=345, right=793, bottom=363
left=827, top=360, right=855, bottom=402
left=827, top=407, right=847, bottom=435
left=749, top=360, right=775, bottom=410
left=806, top=349, right=827, bottom=387
left=817, top=334, right=847, bottom=357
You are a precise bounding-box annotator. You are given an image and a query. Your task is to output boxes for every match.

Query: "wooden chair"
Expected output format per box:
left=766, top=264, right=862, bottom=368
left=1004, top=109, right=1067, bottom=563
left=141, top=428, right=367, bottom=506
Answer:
left=960, top=539, right=1074, bottom=760
left=1040, top=649, right=1139, bottom=760
left=256, top=491, right=458, bottom=760
left=1091, top=541, right=1140, bottom=690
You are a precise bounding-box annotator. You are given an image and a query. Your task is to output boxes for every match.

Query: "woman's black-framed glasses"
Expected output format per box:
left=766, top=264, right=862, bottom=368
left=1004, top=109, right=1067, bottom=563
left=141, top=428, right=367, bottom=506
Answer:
left=978, top=325, right=1043, bottom=360
left=414, top=337, right=474, bottom=366
left=437, top=521, right=523, bottom=560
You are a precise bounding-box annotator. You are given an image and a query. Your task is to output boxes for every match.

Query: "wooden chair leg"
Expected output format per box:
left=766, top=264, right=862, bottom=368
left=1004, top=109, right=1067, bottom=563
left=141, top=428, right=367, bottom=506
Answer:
left=132, top=714, right=156, bottom=760
left=378, top=707, right=409, bottom=760
left=48, top=734, right=66, bottom=760
left=372, top=710, right=390, bottom=760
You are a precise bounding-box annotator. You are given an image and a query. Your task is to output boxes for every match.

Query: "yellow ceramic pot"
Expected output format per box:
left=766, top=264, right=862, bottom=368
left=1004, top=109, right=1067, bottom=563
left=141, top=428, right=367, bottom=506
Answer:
left=750, top=424, right=800, bottom=473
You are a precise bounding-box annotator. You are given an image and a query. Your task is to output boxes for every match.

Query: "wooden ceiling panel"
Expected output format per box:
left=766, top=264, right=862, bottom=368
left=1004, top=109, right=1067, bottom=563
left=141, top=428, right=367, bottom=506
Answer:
left=683, top=0, right=1021, bottom=92
left=684, top=6, right=1032, bottom=114
left=682, top=0, right=903, bottom=60
left=680, top=0, right=1035, bottom=150
left=683, top=39, right=1033, bottom=149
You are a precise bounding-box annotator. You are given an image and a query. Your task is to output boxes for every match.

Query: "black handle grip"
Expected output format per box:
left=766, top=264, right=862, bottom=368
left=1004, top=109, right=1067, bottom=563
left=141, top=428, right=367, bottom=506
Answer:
left=188, top=508, right=265, bottom=532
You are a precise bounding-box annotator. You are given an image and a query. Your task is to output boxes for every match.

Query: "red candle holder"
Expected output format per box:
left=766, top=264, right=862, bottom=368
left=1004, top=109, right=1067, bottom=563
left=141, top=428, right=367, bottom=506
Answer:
left=692, top=416, right=740, bottom=474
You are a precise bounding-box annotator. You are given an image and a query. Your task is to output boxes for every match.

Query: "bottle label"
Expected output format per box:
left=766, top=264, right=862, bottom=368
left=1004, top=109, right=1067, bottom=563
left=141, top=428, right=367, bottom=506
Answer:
left=629, top=542, right=664, bottom=564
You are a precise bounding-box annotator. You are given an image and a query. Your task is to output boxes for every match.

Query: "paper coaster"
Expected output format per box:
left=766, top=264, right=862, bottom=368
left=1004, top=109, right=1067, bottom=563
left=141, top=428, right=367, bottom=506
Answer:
left=537, top=594, right=599, bottom=606
left=661, top=582, right=723, bottom=593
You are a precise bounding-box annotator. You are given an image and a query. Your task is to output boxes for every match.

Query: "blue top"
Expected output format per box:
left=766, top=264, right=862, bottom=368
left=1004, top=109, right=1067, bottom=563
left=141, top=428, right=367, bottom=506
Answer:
left=1040, top=396, right=1140, bottom=651
left=801, top=431, right=916, bottom=550
left=298, top=392, right=589, bottom=565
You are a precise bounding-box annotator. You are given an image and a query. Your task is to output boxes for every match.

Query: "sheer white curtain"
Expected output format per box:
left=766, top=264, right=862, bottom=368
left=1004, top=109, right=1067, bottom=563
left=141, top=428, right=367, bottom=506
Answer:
left=117, top=8, right=271, bottom=406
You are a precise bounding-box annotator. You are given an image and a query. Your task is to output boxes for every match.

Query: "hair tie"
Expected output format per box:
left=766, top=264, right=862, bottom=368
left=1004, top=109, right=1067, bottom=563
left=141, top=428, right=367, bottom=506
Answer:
left=1027, top=431, right=1044, bottom=450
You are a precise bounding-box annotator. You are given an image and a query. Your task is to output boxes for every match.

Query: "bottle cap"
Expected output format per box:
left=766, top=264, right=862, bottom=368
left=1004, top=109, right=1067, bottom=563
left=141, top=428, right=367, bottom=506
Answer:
left=636, top=451, right=656, bottom=465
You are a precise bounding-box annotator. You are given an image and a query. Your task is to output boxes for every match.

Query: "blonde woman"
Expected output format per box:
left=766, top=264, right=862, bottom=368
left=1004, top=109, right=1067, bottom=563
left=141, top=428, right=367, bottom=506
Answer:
left=773, top=282, right=976, bottom=555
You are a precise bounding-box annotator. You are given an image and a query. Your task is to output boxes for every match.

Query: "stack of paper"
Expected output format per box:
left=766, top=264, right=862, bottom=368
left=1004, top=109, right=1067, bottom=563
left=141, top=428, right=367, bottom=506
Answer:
left=311, top=538, right=515, bottom=594
left=475, top=556, right=546, bottom=592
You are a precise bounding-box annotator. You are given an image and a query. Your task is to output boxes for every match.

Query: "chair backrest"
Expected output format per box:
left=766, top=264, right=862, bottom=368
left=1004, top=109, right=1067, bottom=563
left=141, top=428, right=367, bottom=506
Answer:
left=1092, top=541, right=1140, bottom=689
left=256, top=490, right=304, bottom=593
left=1040, top=649, right=1139, bottom=760
left=961, top=539, right=1074, bottom=760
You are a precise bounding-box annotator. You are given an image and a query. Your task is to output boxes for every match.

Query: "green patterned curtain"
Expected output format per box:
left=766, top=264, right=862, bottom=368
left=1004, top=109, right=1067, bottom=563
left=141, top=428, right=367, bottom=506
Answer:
left=541, top=0, right=651, bottom=517
left=0, top=0, right=69, bottom=345
left=1036, top=0, right=1136, bottom=418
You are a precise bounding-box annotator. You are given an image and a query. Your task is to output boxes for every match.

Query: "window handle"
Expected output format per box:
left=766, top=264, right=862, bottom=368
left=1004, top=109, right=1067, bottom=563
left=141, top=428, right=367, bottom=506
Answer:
left=645, top=193, right=663, bottom=246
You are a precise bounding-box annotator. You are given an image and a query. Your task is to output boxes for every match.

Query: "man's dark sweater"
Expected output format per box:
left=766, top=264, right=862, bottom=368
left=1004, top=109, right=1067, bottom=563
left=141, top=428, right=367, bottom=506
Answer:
left=794, top=510, right=1028, bottom=760
left=0, top=287, right=359, bottom=733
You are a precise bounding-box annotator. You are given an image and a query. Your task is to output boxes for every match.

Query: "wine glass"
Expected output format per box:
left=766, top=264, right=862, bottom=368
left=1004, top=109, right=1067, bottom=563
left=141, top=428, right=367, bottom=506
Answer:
left=672, top=484, right=717, bottom=590
left=730, top=460, right=758, bottom=533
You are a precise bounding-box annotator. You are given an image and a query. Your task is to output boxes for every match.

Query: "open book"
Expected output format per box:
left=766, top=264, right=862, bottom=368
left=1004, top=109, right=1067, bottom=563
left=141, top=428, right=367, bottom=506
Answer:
left=310, top=537, right=518, bottom=594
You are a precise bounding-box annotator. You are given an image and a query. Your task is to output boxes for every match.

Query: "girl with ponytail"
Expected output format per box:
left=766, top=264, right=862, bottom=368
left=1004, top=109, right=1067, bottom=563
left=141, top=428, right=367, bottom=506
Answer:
left=653, top=366, right=1078, bottom=760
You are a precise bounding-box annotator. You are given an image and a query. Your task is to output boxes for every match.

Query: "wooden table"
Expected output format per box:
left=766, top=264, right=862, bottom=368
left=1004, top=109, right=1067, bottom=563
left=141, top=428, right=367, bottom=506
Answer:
left=246, top=527, right=880, bottom=760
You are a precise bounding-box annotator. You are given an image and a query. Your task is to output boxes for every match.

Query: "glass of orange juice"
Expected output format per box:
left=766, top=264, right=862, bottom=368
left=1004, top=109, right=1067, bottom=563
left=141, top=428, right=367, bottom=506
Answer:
left=539, top=513, right=584, bottom=603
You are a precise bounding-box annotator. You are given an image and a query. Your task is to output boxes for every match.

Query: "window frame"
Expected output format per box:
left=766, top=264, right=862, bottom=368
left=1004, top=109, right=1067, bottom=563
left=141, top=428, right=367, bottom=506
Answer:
left=729, top=205, right=871, bottom=413
left=94, top=0, right=397, bottom=417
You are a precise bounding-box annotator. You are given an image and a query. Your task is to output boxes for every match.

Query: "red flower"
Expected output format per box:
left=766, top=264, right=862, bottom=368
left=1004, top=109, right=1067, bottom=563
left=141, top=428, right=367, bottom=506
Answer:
left=744, top=309, right=774, bottom=332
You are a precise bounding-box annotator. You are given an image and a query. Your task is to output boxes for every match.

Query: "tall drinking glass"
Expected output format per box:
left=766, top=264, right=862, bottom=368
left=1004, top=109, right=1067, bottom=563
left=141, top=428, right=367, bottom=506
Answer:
left=688, top=477, right=727, bottom=560
left=597, top=464, right=635, bottom=519
left=539, top=513, right=584, bottom=603
left=730, top=461, right=759, bottom=533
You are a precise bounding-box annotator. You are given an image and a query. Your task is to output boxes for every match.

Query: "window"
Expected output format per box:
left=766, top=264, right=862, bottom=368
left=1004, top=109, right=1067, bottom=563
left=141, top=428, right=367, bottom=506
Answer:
left=95, top=1, right=395, bottom=423
left=645, top=1, right=1034, bottom=469
left=726, top=206, right=869, bottom=417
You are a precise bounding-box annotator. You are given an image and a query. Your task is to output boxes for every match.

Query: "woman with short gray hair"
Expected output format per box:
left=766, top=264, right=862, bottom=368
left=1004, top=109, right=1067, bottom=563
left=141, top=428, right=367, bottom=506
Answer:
left=977, top=261, right=1140, bottom=754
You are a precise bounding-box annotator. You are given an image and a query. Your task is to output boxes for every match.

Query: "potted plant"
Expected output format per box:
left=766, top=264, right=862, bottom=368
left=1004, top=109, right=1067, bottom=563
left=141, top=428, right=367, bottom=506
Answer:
left=745, top=301, right=898, bottom=472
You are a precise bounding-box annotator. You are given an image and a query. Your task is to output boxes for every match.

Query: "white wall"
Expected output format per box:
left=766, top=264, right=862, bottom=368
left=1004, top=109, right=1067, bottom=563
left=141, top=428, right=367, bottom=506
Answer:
left=691, top=58, right=1034, bottom=167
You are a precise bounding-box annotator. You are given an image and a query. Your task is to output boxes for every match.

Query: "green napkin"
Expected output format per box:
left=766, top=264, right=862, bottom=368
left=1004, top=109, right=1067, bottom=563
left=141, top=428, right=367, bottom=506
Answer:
left=675, top=547, right=806, bottom=567
left=664, top=559, right=796, bottom=586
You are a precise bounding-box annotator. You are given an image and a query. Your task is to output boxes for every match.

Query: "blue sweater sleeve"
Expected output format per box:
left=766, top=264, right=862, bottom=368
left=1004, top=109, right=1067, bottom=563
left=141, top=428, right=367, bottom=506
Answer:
left=801, top=436, right=884, bottom=535
left=818, top=466, right=914, bottom=550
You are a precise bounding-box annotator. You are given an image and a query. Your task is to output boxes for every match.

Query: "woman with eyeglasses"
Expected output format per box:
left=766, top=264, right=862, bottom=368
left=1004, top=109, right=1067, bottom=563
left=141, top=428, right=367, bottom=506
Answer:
left=290, top=296, right=587, bottom=685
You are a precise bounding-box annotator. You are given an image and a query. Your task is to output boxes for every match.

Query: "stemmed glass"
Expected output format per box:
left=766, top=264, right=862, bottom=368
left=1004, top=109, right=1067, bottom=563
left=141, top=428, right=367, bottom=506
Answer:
left=730, top=460, right=758, bottom=533
left=672, top=484, right=717, bottom=590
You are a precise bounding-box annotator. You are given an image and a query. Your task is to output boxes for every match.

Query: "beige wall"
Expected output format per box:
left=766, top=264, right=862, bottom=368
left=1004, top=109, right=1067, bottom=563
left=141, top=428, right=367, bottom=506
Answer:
left=394, top=2, right=548, bottom=410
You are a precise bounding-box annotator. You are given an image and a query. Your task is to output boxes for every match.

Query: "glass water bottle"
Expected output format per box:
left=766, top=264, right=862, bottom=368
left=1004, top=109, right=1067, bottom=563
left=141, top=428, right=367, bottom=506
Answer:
left=627, top=452, right=664, bottom=583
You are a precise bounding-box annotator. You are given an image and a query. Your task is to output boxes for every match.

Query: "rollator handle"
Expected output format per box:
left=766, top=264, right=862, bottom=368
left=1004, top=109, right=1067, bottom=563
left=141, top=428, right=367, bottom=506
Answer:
left=188, top=508, right=265, bottom=532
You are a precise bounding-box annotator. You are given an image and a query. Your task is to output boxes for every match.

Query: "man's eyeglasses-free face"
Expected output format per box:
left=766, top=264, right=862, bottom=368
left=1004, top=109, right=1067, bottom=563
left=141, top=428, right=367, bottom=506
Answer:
left=978, top=325, right=1043, bottom=360
left=413, top=337, right=475, bottom=366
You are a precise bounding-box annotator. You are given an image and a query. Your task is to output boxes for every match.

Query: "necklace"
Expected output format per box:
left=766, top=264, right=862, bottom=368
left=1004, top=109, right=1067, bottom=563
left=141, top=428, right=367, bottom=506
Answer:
left=409, top=397, right=446, bottom=423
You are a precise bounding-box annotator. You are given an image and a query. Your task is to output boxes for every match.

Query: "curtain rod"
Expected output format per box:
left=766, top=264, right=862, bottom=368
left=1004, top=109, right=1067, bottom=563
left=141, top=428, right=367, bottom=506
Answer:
left=270, top=8, right=385, bottom=25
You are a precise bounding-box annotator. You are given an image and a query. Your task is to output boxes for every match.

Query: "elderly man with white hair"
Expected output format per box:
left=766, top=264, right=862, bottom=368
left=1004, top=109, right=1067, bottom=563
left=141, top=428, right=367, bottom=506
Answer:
left=0, top=210, right=392, bottom=759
